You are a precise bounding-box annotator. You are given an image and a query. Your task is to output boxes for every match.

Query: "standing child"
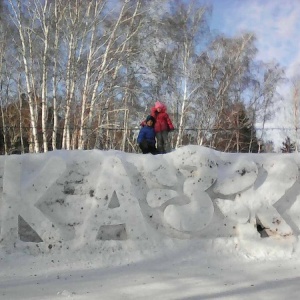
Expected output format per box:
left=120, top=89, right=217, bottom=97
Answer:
left=137, top=115, right=157, bottom=155
left=150, top=101, right=174, bottom=153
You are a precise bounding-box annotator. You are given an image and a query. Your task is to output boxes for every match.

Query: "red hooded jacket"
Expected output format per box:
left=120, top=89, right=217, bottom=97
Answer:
left=150, top=101, right=174, bottom=133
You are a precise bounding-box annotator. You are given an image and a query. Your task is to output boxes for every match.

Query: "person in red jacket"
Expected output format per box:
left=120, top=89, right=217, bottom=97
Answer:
left=150, top=101, right=174, bottom=153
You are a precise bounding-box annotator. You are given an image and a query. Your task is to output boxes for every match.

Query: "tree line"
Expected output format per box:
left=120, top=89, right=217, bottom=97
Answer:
left=0, top=0, right=285, bottom=154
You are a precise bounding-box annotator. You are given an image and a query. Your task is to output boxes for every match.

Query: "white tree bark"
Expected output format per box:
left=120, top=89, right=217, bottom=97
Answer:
left=51, top=0, right=65, bottom=150
left=39, top=0, right=51, bottom=152
left=9, top=0, right=39, bottom=153
left=175, top=5, right=206, bottom=148
left=78, top=1, right=102, bottom=150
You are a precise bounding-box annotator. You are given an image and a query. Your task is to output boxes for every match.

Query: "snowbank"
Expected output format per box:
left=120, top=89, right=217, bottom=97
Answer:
left=0, top=146, right=300, bottom=262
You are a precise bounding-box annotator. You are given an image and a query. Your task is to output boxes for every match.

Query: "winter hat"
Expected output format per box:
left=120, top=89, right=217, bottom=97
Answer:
left=146, top=115, right=155, bottom=123
left=155, top=101, right=164, bottom=109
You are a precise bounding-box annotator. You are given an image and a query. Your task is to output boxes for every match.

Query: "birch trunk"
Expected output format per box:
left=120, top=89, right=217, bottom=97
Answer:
left=51, top=0, right=64, bottom=150
left=62, top=32, right=75, bottom=150
left=0, top=34, right=8, bottom=154
left=40, top=0, right=51, bottom=152
left=9, top=0, right=39, bottom=153
left=292, top=79, right=300, bottom=152
left=0, top=87, right=8, bottom=154
left=78, top=1, right=98, bottom=150
left=18, top=77, right=25, bottom=154
left=62, top=1, right=92, bottom=150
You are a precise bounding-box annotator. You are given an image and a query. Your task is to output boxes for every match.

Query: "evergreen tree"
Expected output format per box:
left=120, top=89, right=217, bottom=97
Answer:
left=281, top=136, right=296, bottom=153
left=209, top=102, right=260, bottom=153
left=236, top=107, right=260, bottom=153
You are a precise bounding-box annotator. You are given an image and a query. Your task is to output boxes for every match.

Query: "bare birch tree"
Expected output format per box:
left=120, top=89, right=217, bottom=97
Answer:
left=83, top=0, right=143, bottom=150
left=161, top=2, right=208, bottom=148
left=60, top=2, right=80, bottom=150
left=0, top=6, right=8, bottom=154
left=50, top=0, right=65, bottom=150
left=8, top=0, right=40, bottom=152
left=287, top=76, right=300, bottom=152
left=30, top=0, right=52, bottom=152
left=244, top=61, right=284, bottom=149
left=193, top=33, right=257, bottom=150
left=77, top=1, right=104, bottom=150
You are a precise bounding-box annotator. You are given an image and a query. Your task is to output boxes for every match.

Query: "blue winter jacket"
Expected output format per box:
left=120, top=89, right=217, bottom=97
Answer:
left=137, top=125, right=156, bottom=145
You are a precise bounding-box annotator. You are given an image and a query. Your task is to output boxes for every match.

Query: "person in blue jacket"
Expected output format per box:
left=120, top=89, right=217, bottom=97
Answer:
left=137, top=115, right=157, bottom=154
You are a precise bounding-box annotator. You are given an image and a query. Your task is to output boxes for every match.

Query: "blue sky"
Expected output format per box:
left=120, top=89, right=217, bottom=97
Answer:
left=197, top=0, right=300, bottom=148
left=200, top=0, right=300, bottom=78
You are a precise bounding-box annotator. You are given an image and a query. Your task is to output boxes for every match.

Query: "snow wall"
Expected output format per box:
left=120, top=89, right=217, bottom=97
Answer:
left=1, top=146, right=300, bottom=259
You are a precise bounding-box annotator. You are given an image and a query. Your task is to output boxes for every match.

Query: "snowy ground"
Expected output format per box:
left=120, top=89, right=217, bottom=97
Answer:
left=1, top=146, right=300, bottom=299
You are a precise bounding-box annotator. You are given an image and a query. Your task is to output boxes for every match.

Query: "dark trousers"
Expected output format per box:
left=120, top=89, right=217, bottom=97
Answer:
left=156, top=131, right=170, bottom=153
left=139, top=140, right=157, bottom=155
